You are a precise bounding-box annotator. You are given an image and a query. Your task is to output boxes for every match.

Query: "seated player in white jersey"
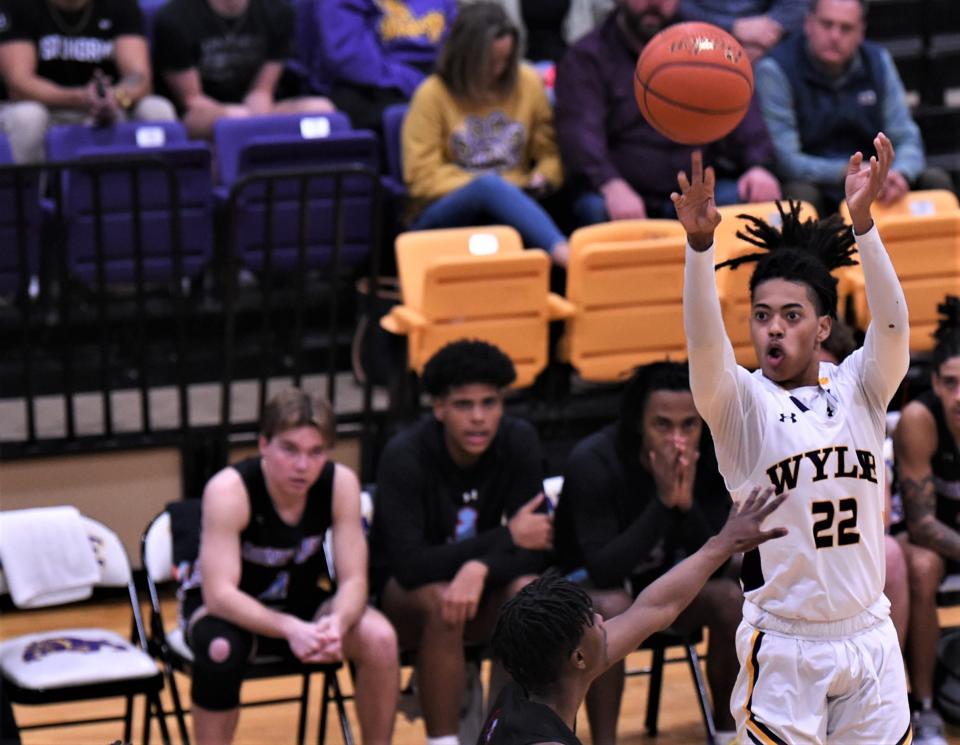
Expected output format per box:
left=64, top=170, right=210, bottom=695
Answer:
left=672, top=132, right=912, bottom=744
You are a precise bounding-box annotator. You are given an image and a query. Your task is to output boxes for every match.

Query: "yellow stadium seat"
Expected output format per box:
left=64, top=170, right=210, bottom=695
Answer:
left=569, top=218, right=686, bottom=253
left=713, top=201, right=819, bottom=368
left=847, top=212, right=960, bottom=353
left=561, top=235, right=689, bottom=382
left=381, top=226, right=573, bottom=387
left=839, top=189, right=960, bottom=224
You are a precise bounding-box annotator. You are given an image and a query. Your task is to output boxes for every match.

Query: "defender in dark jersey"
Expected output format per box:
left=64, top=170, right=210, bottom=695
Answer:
left=186, top=388, right=398, bottom=745
left=480, top=487, right=788, bottom=745
left=896, top=296, right=960, bottom=745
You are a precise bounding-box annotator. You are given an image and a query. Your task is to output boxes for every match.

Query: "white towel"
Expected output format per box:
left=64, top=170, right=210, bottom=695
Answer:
left=0, top=506, right=101, bottom=608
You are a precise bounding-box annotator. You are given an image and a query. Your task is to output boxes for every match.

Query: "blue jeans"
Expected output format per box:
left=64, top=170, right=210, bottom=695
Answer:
left=412, top=173, right=566, bottom=253
left=573, top=178, right=741, bottom=226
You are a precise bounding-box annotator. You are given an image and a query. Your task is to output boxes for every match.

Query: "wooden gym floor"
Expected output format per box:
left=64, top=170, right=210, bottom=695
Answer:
left=3, top=597, right=960, bottom=744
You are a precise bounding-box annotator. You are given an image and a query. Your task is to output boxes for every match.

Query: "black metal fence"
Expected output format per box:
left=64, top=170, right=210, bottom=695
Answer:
left=0, top=156, right=383, bottom=494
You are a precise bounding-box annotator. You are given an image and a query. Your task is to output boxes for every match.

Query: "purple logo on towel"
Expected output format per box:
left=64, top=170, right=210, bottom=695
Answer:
left=23, top=636, right=126, bottom=662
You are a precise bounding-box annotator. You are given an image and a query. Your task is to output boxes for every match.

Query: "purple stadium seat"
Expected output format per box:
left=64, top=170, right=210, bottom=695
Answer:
left=213, top=112, right=352, bottom=186
left=225, top=131, right=380, bottom=274
left=45, top=121, right=188, bottom=162
left=46, top=122, right=213, bottom=286
left=0, top=135, right=42, bottom=296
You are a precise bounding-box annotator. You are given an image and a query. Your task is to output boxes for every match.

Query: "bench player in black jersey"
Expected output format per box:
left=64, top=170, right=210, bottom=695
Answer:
left=187, top=388, right=399, bottom=745
left=896, top=297, right=960, bottom=745
left=479, top=486, right=787, bottom=744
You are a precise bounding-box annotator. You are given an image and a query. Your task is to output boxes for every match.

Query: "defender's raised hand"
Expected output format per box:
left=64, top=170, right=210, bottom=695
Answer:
left=845, top=132, right=895, bottom=234
left=716, top=485, right=788, bottom=554
left=671, top=150, right=722, bottom=252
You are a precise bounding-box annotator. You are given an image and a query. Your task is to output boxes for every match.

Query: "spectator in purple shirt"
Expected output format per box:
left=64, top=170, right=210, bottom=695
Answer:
left=318, top=0, right=457, bottom=133
left=554, top=0, right=781, bottom=226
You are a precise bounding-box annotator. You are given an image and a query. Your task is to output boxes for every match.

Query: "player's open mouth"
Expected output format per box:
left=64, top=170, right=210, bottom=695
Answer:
left=767, top=345, right=785, bottom=367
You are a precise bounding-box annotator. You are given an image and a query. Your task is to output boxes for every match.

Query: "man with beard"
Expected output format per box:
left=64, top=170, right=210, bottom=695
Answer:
left=554, top=0, right=781, bottom=225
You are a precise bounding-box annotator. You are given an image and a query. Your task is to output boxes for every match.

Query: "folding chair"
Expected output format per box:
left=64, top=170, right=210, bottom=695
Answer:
left=380, top=225, right=574, bottom=388
left=569, top=218, right=687, bottom=251
left=560, top=234, right=689, bottom=382
left=0, top=509, right=170, bottom=744
left=713, top=201, right=820, bottom=368
left=141, top=501, right=353, bottom=745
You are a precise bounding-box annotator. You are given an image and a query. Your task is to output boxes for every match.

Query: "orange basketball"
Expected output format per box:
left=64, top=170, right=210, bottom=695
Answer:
left=634, top=22, right=754, bottom=145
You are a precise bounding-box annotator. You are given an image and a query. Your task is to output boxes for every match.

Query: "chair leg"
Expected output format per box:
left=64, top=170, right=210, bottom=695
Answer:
left=124, top=693, right=135, bottom=744
left=142, top=691, right=153, bottom=745
left=645, top=645, right=666, bottom=735
left=332, top=674, right=353, bottom=745
left=318, top=672, right=331, bottom=745
left=686, top=644, right=717, bottom=743
left=297, top=672, right=311, bottom=745
left=148, top=691, right=173, bottom=745
left=165, top=666, right=191, bottom=745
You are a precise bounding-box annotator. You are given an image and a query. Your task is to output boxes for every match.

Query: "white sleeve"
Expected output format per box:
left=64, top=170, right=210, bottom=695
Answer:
left=855, top=225, right=910, bottom=407
left=683, top=242, right=766, bottom=491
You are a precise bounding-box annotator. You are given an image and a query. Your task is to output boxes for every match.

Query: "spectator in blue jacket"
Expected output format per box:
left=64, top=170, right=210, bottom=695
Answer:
left=755, top=0, right=953, bottom=215
left=318, top=0, right=457, bottom=133
left=680, top=0, right=809, bottom=60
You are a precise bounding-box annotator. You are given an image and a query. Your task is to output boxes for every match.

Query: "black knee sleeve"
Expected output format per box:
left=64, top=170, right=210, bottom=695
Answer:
left=188, top=615, right=254, bottom=711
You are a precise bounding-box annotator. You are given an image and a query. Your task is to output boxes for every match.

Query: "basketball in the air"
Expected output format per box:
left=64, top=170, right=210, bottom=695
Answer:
left=634, top=22, right=754, bottom=145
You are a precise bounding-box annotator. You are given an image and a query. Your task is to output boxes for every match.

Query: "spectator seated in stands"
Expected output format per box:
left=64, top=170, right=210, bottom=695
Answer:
left=369, top=339, right=552, bottom=745
left=893, top=297, right=960, bottom=745
left=755, top=0, right=954, bottom=217
left=183, top=388, right=398, bottom=745
left=152, top=0, right=334, bottom=141
left=0, top=0, right=176, bottom=164
left=554, top=0, right=781, bottom=227
left=680, top=0, right=810, bottom=61
left=459, top=0, right=614, bottom=65
left=402, top=2, right=570, bottom=266
left=317, top=0, right=457, bottom=134
left=553, top=361, right=741, bottom=745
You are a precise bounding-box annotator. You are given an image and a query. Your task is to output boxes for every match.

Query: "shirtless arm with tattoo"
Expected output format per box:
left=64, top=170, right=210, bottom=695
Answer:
left=896, top=401, right=960, bottom=560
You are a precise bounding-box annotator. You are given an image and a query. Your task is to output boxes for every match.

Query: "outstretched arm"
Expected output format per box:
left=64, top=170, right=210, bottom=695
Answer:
left=673, top=153, right=765, bottom=488
left=603, top=487, right=787, bottom=664
left=843, top=133, right=910, bottom=407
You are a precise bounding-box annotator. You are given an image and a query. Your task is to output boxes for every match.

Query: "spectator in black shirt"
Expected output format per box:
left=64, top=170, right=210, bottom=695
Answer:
left=370, top=339, right=552, bottom=745
left=0, top=0, right=175, bottom=163
left=152, top=0, right=333, bottom=140
left=482, top=490, right=787, bottom=745
left=553, top=361, right=742, bottom=745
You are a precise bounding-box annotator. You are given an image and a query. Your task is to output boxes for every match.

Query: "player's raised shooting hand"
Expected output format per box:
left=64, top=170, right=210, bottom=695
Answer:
left=845, top=132, right=895, bottom=234
left=671, top=150, right=721, bottom=252
left=716, top=485, right=788, bottom=554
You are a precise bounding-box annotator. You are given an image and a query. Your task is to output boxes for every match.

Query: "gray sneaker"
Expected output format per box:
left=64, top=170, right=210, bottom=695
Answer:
left=912, top=709, right=948, bottom=745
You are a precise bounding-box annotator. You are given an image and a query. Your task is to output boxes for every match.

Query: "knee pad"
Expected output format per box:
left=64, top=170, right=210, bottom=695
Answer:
left=188, top=615, right=254, bottom=711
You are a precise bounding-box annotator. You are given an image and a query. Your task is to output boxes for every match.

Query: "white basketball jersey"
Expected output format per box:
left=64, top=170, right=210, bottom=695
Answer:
left=731, top=356, right=888, bottom=622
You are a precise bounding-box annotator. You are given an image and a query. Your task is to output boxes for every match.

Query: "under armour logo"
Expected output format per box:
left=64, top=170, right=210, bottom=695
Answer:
left=779, top=413, right=797, bottom=423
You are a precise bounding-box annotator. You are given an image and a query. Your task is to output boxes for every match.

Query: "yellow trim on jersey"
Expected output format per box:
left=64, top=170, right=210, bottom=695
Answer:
left=742, top=630, right=788, bottom=745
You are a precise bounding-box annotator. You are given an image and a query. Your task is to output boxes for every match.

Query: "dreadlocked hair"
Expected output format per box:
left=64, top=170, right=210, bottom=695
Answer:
left=933, top=295, right=960, bottom=371
left=492, top=574, right=594, bottom=695
left=714, top=200, right=859, bottom=318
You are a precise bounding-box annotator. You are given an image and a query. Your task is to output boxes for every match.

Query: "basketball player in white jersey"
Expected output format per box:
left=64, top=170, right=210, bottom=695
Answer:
left=671, top=132, right=912, bottom=744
